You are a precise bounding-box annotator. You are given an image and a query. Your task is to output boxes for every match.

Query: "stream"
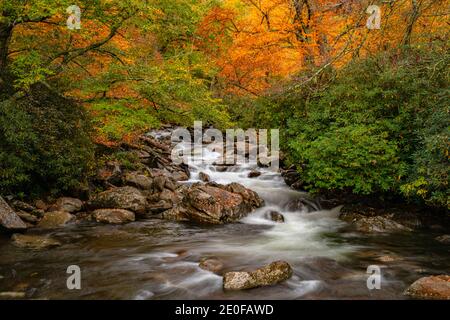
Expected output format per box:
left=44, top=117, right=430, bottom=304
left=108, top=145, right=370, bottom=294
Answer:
left=0, top=129, right=448, bottom=299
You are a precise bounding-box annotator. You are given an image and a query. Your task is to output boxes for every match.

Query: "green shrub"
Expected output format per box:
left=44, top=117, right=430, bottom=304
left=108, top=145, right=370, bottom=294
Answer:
left=0, top=83, right=95, bottom=197
left=237, top=44, right=449, bottom=208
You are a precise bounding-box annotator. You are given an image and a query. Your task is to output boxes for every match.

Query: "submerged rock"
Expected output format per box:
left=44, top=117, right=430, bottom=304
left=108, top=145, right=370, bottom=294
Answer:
left=162, top=183, right=264, bottom=224
left=92, top=209, right=135, bottom=224
left=404, top=275, right=450, bottom=299
left=223, top=261, right=293, bottom=290
left=88, top=186, right=148, bottom=215
left=199, top=258, right=224, bottom=274
left=0, top=197, right=27, bottom=231
left=37, top=211, right=75, bottom=229
left=11, top=234, right=61, bottom=250
left=285, top=198, right=319, bottom=212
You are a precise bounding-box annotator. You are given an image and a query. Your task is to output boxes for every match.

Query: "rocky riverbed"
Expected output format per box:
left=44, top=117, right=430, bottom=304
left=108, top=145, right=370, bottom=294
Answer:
left=0, top=128, right=449, bottom=299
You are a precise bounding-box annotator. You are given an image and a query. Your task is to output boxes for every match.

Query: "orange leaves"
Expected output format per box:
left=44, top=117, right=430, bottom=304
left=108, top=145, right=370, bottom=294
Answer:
left=199, top=0, right=449, bottom=96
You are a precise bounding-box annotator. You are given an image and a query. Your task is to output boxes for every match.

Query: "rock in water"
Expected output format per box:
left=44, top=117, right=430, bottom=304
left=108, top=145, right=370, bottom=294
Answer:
left=340, top=211, right=412, bottom=233
left=265, top=210, right=285, bottom=223
left=49, top=197, right=83, bottom=213
left=199, top=172, right=211, bottom=182
left=404, top=275, right=450, bottom=299
left=88, top=186, right=148, bottom=215
left=199, top=258, right=224, bottom=273
left=162, top=183, right=264, bottom=224
left=353, top=216, right=412, bottom=233
left=0, top=197, right=27, bottom=231
left=11, top=234, right=61, bottom=250
left=223, top=261, right=293, bottom=290
left=92, top=209, right=135, bottom=224
left=248, top=170, right=261, bottom=178
left=223, top=272, right=254, bottom=290
left=37, top=211, right=75, bottom=229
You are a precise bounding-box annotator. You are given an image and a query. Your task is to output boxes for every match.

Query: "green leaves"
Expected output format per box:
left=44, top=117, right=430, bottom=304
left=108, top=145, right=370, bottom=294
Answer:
left=10, top=51, right=53, bottom=89
left=289, top=125, right=402, bottom=194
left=241, top=44, right=449, bottom=208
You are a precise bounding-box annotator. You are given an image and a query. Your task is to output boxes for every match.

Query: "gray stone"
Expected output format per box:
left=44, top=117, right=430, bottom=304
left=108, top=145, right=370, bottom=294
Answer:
left=223, top=261, right=293, bottom=290
left=124, top=172, right=153, bottom=190
left=0, top=196, right=27, bottom=231
left=162, top=183, right=264, bottom=224
left=88, top=186, right=148, bottom=215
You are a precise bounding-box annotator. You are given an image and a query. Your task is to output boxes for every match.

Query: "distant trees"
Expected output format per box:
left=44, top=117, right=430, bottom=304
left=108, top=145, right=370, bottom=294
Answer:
left=197, top=0, right=448, bottom=95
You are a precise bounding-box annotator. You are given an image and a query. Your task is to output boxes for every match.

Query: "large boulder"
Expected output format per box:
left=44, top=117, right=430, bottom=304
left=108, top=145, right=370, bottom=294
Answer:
left=146, top=189, right=182, bottom=213
left=37, top=211, right=75, bottom=229
left=223, top=261, right=293, bottom=290
left=0, top=197, right=27, bottom=231
left=92, top=209, right=135, bottom=224
left=404, top=275, right=450, bottom=299
left=49, top=197, right=83, bottom=213
left=124, top=172, right=153, bottom=190
left=162, top=183, right=264, bottom=224
left=222, top=183, right=265, bottom=209
left=88, top=186, right=148, bottom=215
left=11, top=234, right=61, bottom=250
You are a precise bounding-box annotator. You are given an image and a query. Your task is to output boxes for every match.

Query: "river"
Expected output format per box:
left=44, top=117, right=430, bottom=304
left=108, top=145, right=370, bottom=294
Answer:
left=0, top=129, right=448, bottom=299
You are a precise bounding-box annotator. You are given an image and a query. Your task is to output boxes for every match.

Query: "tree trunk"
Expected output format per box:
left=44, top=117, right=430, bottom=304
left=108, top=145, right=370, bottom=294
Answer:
left=402, top=0, right=420, bottom=46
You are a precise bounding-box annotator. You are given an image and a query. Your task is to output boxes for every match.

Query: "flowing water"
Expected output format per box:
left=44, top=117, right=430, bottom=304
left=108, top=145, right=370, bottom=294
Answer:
left=0, top=129, right=448, bottom=299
